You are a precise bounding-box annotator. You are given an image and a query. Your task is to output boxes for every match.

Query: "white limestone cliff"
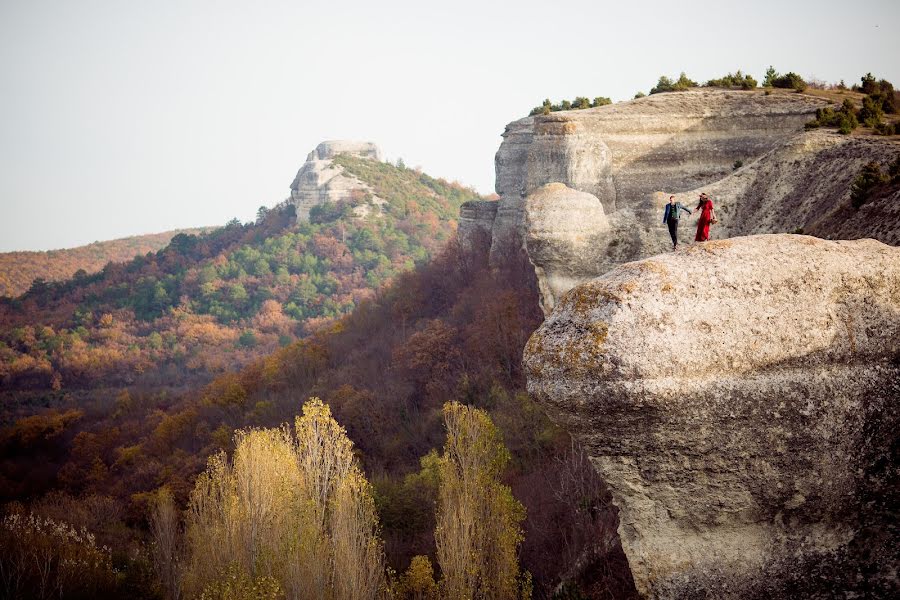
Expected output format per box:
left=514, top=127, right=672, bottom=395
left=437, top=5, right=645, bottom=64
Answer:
left=287, top=140, right=384, bottom=220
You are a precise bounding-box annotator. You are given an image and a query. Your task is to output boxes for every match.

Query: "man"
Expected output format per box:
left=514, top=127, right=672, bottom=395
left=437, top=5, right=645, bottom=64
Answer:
left=662, top=195, right=692, bottom=250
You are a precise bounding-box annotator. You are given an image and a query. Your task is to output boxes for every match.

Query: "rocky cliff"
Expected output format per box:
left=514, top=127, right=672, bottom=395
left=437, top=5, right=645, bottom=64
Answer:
left=477, top=89, right=900, bottom=313
left=287, top=140, right=384, bottom=220
left=466, top=88, right=900, bottom=599
left=523, top=235, right=900, bottom=599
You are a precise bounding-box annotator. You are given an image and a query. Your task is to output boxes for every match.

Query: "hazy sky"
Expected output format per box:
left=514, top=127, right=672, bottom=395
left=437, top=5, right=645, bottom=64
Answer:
left=1, top=0, right=898, bottom=251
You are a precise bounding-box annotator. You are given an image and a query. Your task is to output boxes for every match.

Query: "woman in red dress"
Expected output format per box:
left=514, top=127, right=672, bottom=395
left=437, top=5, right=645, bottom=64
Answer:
left=694, top=193, right=716, bottom=242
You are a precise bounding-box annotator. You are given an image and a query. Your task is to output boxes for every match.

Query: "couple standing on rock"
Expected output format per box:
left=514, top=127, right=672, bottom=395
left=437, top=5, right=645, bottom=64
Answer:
left=662, top=193, right=717, bottom=250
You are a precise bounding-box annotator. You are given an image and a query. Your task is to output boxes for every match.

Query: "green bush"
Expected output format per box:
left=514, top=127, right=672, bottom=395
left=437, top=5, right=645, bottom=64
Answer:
left=763, top=66, right=777, bottom=87
left=634, top=91, right=646, bottom=99
left=572, top=96, right=592, bottom=109
left=850, top=161, right=889, bottom=208
left=650, top=72, right=698, bottom=94
left=859, top=96, right=884, bottom=127
left=772, top=72, right=807, bottom=92
left=237, top=330, right=257, bottom=348
left=874, top=122, right=896, bottom=136
left=706, top=70, right=758, bottom=90
left=854, top=74, right=897, bottom=114
left=806, top=99, right=859, bottom=133
left=528, top=95, right=612, bottom=116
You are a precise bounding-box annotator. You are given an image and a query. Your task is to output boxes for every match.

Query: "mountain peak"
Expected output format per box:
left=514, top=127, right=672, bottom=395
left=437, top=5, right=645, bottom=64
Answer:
left=306, top=140, right=382, bottom=162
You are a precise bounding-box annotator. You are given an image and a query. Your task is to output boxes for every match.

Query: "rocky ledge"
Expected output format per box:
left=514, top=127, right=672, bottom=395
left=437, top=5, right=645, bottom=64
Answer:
left=523, top=234, right=900, bottom=599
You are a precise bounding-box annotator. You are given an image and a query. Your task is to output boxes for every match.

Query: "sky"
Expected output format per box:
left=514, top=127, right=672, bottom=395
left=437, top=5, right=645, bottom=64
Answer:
left=1, top=0, right=898, bottom=251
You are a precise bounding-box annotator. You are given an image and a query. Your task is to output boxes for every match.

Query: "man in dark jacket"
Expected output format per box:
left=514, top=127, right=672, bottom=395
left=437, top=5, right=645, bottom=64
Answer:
left=662, top=195, right=692, bottom=250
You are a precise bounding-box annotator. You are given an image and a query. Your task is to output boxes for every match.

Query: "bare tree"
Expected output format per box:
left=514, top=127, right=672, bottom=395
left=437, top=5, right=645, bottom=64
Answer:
left=150, top=486, right=183, bottom=600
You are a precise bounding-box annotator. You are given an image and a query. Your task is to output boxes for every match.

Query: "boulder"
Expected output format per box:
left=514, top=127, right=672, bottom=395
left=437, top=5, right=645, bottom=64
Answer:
left=522, top=183, right=610, bottom=314
left=524, top=234, right=900, bottom=599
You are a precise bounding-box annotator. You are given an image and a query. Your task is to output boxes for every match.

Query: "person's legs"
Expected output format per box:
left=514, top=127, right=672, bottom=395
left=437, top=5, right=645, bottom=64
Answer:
left=668, top=219, right=678, bottom=249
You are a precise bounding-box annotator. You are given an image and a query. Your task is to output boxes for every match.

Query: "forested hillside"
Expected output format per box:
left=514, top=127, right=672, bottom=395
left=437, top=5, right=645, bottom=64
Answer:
left=0, top=236, right=636, bottom=598
left=0, top=228, right=213, bottom=298
left=0, top=157, right=480, bottom=398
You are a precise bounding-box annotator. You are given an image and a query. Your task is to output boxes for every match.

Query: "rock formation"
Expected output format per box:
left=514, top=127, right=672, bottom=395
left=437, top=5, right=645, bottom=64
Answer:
left=522, top=183, right=609, bottom=313
left=472, top=89, right=900, bottom=313
left=659, top=129, right=900, bottom=244
left=523, top=234, right=900, bottom=599
left=457, top=200, right=499, bottom=266
left=287, top=140, right=384, bottom=220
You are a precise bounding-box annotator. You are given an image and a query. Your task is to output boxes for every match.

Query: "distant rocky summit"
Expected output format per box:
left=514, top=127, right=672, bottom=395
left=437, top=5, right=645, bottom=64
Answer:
left=461, top=89, right=900, bottom=313
left=524, top=235, right=900, bottom=599
left=287, top=140, right=384, bottom=220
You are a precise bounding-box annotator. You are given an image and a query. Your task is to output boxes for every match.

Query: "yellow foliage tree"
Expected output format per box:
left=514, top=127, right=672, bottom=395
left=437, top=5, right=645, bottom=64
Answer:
left=184, top=398, right=386, bottom=600
left=397, top=555, right=438, bottom=600
left=434, top=402, right=530, bottom=600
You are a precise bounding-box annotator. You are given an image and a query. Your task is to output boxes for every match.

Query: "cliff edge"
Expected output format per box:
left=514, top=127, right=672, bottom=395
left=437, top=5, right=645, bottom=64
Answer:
left=465, top=89, right=900, bottom=313
left=523, top=234, right=900, bottom=599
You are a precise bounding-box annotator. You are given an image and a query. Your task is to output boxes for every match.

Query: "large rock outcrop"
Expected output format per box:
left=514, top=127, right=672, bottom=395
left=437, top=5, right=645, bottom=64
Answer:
left=657, top=130, right=900, bottom=244
left=522, top=183, right=609, bottom=313
left=474, top=89, right=900, bottom=313
left=489, top=90, right=830, bottom=265
left=523, top=234, right=900, bottom=599
left=287, top=140, right=384, bottom=220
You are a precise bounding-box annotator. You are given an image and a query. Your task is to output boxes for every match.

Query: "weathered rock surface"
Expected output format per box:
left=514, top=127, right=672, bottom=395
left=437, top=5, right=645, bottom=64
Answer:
left=488, top=90, right=830, bottom=265
left=287, top=140, right=384, bottom=220
left=523, top=234, right=900, bottom=599
left=522, top=183, right=609, bottom=313
left=658, top=130, right=900, bottom=244
left=478, top=90, right=900, bottom=312
left=458, top=200, right=499, bottom=265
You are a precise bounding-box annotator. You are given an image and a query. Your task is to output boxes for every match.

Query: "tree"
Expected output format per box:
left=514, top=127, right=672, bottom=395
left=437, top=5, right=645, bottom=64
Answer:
left=434, top=402, right=529, bottom=600
left=650, top=75, right=675, bottom=94
left=397, top=555, right=438, bottom=600
left=184, top=398, right=386, bottom=600
left=772, top=72, right=807, bottom=92
left=859, top=95, right=884, bottom=127
left=763, top=65, right=777, bottom=87
left=572, top=96, right=592, bottom=109
left=850, top=161, right=889, bottom=208
left=151, top=486, right=183, bottom=600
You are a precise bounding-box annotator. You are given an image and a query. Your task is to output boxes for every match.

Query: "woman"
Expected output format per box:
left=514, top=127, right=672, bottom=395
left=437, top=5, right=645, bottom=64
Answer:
left=694, top=193, right=716, bottom=242
left=662, top=195, right=692, bottom=250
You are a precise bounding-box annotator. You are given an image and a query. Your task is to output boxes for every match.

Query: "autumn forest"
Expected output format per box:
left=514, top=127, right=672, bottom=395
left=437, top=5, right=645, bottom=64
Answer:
left=0, top=156, right=635, bottom=599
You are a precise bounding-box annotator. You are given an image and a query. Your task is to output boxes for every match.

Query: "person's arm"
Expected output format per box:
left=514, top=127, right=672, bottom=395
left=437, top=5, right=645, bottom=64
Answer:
left=680, top=203, right=692, bottom=215
left=662, top=205, right=669, bottom=224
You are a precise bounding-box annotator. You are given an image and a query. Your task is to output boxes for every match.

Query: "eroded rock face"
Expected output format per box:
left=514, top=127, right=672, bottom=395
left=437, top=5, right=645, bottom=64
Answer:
left=523, top=234, right=900, bottom=599
left=487, top=90, right=830, bottom=265
left=476, top=91, right=900, bottom=313
left=522, top=183, right=609, bottom=313
left=658, top=130, right=900, bottom=245
left=287, top=140, right=383, bottom=220
left=458, top=200, right=499, bottom=266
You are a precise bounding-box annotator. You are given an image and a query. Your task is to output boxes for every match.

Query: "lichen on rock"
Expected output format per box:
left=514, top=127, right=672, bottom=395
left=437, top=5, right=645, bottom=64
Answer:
left=524, top=234, right=900, bottom=599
